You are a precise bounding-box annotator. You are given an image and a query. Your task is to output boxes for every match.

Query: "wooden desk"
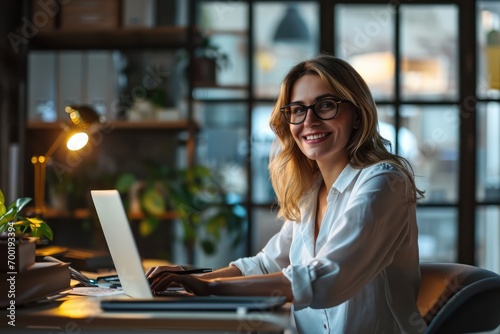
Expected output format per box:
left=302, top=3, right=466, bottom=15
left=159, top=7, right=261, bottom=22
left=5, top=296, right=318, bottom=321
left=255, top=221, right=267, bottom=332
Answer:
left=1, top=294, right=295, bottom=333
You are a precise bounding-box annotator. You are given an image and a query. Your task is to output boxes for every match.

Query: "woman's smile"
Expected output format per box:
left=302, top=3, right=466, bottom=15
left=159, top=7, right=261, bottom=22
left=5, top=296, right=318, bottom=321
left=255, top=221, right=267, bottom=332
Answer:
left=303, top=131, right=330, bottom=143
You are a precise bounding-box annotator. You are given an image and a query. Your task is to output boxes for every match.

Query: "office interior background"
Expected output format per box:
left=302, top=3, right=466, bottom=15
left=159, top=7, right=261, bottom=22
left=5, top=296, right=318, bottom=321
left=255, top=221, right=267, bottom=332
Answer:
left=0, top=0, right=499, bottom=272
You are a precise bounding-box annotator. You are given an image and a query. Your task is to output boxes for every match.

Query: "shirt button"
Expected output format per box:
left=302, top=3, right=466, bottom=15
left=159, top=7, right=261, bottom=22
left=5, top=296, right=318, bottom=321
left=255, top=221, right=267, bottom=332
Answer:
left=324, top=323, right=327, bottom=329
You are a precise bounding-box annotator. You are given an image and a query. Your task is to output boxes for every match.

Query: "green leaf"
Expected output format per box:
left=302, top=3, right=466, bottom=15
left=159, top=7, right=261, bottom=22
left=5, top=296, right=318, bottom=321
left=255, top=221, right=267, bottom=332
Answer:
left=200, top=239, right=216, bottom=255
left=0, top=202, right=6, bottom=217
left=0, top=207, right=18, bottom=225
left=38, top=222, right=54, bottom=241
left=205, top=215, right=225, bottom=240
left=115, top=173, right=137, bottom=193
left=28, top=217, right=53, bottom=241
left=0, top=223, right=9, bottom=233
left=141, top=188, right=165, bottom=216
left=13, top=220, right=31, bottom=236
left=31, top=225, right=39, bottom=238
left=139, top=216, right=159, bottom=237
left=9, top=197, right=32, bottom=212
left=0, top=188, right=5, bottom=207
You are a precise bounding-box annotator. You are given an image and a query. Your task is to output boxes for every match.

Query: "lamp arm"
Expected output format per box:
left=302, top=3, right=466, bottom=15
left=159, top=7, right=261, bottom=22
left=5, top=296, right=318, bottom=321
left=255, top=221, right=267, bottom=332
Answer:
left=31, top=124, right=69, bottom=216
left=43, top=126, right=69, bottom=160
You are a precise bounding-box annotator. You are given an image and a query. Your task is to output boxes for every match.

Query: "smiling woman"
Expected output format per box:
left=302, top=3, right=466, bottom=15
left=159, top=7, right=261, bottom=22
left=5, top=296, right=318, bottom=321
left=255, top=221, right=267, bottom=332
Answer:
left=147, top=54, right=427, bottom=334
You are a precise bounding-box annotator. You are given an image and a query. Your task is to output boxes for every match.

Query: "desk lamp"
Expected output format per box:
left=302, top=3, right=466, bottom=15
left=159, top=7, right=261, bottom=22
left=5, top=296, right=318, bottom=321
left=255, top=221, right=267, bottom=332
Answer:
left=31, top=105, right=101, bottom=216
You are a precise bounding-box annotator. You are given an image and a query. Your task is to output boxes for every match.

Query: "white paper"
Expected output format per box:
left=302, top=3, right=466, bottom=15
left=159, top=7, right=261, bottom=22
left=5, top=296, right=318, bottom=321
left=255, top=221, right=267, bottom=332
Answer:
left=70, top=287, right=125, bottom=297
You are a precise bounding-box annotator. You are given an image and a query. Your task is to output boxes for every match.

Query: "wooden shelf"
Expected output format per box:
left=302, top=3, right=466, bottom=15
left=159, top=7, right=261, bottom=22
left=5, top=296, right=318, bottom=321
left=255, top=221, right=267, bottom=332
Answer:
left=27, top=120, right=197, bottom=131
left=109, top=120, right=195, bottom=130
left=26, top=207, right=90, bottom=220
left=29, top=27, right=202, bottom=50
left=128, top=210, right=179, bottom=221
left=28, top=207, right=179, bottom=220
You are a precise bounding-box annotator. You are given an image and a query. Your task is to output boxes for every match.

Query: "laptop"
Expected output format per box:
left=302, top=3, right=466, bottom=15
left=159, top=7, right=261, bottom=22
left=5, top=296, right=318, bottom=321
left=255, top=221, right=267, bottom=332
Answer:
left=90, top=189, right=286, bottom=311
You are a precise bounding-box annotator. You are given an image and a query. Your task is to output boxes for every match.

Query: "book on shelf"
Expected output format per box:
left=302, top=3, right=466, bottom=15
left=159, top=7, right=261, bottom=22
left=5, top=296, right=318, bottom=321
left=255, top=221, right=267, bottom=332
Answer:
left=59, top=248, right=114, bottom=272
left=0, top=262, right=70, bottom=308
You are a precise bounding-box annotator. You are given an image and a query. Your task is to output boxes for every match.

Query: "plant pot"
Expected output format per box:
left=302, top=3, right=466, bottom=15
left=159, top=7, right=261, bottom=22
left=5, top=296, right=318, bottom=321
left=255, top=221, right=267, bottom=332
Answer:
left=0, top=235, right=37, bottom=273
left=192, top=57, right=217, bottom=87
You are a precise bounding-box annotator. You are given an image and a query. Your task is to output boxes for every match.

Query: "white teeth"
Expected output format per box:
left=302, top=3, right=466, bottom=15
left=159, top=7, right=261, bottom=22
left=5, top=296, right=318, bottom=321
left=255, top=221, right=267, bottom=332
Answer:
left=306, top=133, right=327, bottom=140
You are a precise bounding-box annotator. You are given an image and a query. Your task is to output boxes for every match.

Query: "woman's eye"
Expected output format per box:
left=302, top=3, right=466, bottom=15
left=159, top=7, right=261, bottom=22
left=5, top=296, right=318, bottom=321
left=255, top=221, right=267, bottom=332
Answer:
left=319, top=101, right=335, bottom=110
left=291, top=106, right=306, bottom=114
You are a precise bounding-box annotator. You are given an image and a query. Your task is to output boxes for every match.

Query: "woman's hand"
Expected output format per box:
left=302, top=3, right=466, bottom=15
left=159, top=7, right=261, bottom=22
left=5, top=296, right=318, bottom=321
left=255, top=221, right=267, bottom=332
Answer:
left=145, top=265, right=185, bottom=280
left=149, top=272, right=211, bottom=296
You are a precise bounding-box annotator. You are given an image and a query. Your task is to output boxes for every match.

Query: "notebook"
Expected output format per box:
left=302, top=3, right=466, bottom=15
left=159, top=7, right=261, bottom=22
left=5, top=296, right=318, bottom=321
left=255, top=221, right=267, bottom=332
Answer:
left=91, top=189, right=286, bottom=311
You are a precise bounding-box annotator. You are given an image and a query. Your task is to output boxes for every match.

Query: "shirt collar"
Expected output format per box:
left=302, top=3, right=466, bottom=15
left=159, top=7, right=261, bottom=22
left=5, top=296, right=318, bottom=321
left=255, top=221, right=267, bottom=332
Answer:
left=303, top=164, right=361, bottom=206
left=330, top=164, right=361, bottom=193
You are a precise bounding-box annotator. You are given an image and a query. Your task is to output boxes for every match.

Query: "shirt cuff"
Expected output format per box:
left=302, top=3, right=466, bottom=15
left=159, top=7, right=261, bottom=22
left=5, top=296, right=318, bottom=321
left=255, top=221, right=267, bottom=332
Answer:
left=230, top=256, right=266, bottom=276
left=283, top=261, right=319, bottom=310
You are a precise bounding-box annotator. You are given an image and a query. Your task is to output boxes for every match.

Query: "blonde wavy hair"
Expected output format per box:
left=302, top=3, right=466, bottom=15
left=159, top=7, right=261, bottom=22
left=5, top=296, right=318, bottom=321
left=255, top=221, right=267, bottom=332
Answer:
left=269, top=54, right=423, bottom=222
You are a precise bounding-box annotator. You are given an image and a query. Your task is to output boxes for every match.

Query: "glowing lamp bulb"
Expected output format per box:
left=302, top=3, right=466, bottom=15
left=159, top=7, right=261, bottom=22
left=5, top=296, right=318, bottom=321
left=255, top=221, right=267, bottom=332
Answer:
left=66, top=132, right=89, bottom=151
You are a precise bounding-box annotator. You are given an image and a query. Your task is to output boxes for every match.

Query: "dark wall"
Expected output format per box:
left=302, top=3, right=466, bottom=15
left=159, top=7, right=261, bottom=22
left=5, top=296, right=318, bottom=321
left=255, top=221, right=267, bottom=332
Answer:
left=0, top=0, right=24, bottom=200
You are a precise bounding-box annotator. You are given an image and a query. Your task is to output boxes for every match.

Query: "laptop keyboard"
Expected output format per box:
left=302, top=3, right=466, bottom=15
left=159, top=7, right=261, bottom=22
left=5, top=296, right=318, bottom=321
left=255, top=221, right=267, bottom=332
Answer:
left=155, top=288, right=191, bottom=297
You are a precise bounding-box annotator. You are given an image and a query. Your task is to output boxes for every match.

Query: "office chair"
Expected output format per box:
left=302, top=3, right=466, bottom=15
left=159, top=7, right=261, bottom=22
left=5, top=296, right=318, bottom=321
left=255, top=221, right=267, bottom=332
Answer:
left=417, top=262, right=500, bottom=334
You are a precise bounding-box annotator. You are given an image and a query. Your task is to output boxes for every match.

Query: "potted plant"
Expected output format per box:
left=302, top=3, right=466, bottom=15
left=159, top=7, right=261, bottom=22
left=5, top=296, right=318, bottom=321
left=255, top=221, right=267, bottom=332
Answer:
left=115, top=164, right=245, bottom=264
left=0, top=188, right=53, bottom=272
left=0, top=188, right=53, bottom=241
left=190, top=37, right=230, bottom=87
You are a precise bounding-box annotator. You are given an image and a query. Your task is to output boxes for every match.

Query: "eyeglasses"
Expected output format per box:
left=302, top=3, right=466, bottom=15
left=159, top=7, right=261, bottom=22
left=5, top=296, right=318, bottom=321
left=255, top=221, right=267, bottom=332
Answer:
left=280, top=97, right=349, bottom=124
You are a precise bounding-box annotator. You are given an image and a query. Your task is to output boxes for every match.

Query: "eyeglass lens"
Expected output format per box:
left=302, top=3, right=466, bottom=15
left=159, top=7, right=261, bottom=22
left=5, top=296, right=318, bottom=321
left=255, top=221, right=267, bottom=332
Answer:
left=283, top=99, right=340, bottom=124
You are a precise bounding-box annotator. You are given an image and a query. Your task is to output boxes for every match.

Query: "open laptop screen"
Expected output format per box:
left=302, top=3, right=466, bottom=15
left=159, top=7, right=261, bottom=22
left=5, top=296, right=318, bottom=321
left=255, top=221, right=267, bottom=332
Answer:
left=91, top=189, right=153, bottom=298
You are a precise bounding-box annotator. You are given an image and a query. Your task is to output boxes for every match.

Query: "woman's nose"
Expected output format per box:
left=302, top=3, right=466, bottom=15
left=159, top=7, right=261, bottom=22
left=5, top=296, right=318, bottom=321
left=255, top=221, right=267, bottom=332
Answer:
left=303, top=107, right=320, bottom=127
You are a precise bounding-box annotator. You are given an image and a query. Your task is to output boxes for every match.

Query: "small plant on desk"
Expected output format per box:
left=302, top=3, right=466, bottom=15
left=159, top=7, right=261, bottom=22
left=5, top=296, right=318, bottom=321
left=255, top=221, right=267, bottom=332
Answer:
left=0, top=187, right=53, bottom=241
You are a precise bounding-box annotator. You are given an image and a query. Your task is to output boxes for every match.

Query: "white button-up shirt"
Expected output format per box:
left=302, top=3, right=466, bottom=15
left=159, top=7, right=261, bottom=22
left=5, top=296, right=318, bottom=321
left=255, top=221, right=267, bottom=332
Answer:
left=232, top=162, right=427, bottom=334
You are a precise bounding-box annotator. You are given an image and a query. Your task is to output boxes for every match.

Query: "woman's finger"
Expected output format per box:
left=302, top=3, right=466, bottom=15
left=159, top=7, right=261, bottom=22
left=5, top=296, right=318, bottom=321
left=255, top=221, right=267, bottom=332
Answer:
left=150, top=272, right=183, bottom=292
left=146, top=265, right=185, bottom=279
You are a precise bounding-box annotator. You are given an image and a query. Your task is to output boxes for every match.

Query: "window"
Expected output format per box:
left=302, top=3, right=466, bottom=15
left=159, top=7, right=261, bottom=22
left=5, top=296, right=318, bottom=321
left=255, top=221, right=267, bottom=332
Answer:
left=477, top=0, right=500, bottom=273
left=335, top=3, right=461, bottom=264
left=194, top=1, right=500, bottom=271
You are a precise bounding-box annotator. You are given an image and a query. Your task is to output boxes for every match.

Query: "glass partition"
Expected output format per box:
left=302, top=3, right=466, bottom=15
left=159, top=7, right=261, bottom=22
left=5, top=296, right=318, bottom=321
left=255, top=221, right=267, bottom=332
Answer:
left=252, top=208, right=283, bottom=254
left=400, top=105, right=459, bottom=203
left=477, top=1, right=500, bottom=98
left=253, top=2, right=319, bottom=98
left=417, top=207, right=458, bottom=262
left=251, top=104, right=276, bottom=204
left=400, top=5, right=458, bottom=101
left=195, top=102, right=248, bottom=199
left=477, top=102, right=500, bottom=202
left=476, top=206, right=500, bottom=273
left=196, top=1, right=249, bottom=96
left=335, top=4, right=395, bottom=100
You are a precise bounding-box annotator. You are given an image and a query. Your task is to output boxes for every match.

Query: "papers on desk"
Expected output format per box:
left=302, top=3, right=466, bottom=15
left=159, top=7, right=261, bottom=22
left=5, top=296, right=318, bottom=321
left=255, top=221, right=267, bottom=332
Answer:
left=70, top=287, right=125, bottom=297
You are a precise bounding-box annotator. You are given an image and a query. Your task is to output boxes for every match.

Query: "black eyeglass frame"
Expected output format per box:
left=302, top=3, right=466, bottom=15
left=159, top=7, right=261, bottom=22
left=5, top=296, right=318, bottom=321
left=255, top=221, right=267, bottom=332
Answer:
left=280, top=97, right=351, bottom=124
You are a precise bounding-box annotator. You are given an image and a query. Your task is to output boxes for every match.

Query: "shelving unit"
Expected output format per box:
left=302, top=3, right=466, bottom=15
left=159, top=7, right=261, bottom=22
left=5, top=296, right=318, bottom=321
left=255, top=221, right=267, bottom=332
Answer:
left=29, top=27, right=200, bottom=50
left=17, top=1, right=202, bottom=258
left=27, top=120, right=196, bottom=131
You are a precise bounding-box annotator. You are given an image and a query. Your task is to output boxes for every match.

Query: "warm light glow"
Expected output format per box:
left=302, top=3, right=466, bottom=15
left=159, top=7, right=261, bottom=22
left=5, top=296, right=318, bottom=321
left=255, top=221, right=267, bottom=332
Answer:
left=350, top=52, right=448, bottom=94
left=256, top=50, right=277, bottom=72
left=66, top=132, right=89, bottom=151
left=350, top=52, right=395, bottom=89
left=402, top=58, right=448, bottom=93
